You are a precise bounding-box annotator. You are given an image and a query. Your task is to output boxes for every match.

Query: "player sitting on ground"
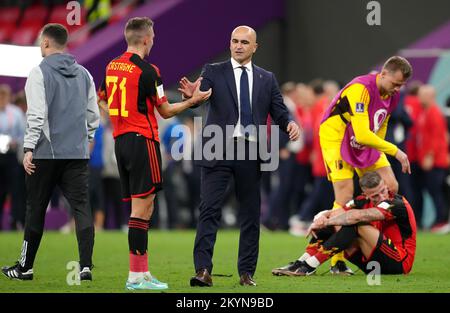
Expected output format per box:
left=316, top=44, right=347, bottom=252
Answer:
left=272, top=171, right=416, bottom=276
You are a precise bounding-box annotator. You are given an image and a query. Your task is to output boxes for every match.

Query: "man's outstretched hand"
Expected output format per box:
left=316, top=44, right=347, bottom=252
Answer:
left=178, top=77, right=202, bottom=99
left=190, top=82, right=211, bottom=106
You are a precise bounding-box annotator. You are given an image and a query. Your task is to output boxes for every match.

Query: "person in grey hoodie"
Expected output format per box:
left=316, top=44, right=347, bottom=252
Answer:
left=2, top=23, right=100, bottom=282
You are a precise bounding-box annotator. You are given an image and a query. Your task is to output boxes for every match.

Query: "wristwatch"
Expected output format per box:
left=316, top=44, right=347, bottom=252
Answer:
left=24, top=148, right=34, bottom=154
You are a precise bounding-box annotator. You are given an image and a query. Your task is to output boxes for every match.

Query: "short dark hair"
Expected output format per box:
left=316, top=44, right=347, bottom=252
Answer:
left=309, top=78, right=324, bottom=95
left=382, top=56, right=412, bottom=80
left=41, top=23, right=68, bottom=47
left=125, top=17, right=154, bottom=45
left=359, top=172, right=382, bottom=189
left=406, top=80, right=423, bottom=96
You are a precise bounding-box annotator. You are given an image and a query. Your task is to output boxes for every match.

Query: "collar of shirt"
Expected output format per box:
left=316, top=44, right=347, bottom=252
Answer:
left=230, top=57, right=253, bottom=102
left=231, top=58, right=252, bottom=73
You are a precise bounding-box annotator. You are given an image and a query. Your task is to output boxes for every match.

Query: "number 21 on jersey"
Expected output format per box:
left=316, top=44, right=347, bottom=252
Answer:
left=106, top=75, right=128, bottom=117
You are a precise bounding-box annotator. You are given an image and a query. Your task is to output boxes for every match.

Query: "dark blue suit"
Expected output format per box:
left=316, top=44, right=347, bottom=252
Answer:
left=193, top=60, right=292, bottom=276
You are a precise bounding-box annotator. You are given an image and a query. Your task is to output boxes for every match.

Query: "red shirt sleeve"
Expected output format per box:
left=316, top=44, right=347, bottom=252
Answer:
left=150, top=64, right=167, bottom=106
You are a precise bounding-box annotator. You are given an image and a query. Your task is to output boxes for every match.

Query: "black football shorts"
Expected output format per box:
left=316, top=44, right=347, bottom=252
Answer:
left=115, top=132, right=162, bottom=200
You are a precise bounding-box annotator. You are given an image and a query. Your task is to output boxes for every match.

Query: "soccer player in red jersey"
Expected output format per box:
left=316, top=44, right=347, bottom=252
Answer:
left=98, top=17, right=211, bottom=290
left=272, top=171, right=416, bottom=275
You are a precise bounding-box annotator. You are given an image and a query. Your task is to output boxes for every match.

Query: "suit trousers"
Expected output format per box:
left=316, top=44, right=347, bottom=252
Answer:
left=193, top=139, right=261, bottom=276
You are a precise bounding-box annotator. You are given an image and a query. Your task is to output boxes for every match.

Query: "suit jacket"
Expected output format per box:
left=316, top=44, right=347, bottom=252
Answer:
left=195, top=60, right=292, bottom=168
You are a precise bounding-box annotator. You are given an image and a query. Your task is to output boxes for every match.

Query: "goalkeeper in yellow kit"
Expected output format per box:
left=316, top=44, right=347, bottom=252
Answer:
left=318, top=56, right=412, bottom=274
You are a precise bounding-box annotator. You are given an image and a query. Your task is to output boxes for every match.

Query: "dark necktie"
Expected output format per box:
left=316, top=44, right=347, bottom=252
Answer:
left=239, top=66, right=254, bottom=128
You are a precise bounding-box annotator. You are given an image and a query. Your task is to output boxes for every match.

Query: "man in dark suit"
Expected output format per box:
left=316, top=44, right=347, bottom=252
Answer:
left=179, top=26, right=300, bottom=287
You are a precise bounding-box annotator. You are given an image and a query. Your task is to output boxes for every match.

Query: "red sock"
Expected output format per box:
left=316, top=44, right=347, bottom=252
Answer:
left=305, top=240, right=322, bottom=256
left=141, top=253, right=148, bottom=272
left=313, top=246, right=338, bottom=264
left=130, top=253, right=147, bottom=272
left=128, top=217, right=149, bottom=272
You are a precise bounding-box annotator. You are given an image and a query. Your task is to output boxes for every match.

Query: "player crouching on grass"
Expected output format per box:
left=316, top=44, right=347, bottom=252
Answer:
left=272, top=171, right=416, bottom=276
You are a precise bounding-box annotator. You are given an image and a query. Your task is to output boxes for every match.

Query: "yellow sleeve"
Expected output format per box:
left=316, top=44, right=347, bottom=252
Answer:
left=343, top=84, right=398, bottom=156
left=376, top=116, right=390, bottom=140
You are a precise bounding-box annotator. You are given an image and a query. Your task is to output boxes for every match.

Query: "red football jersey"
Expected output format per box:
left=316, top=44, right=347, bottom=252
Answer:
left=373, top=195, right=417, bottom=273
left=345, top=194, right=417, bottom=273
left=98, top=52, right=167, bottom=141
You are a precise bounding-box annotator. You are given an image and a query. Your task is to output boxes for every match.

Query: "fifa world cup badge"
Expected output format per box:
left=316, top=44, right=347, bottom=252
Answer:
left=356, top=102, right=365, bottom=113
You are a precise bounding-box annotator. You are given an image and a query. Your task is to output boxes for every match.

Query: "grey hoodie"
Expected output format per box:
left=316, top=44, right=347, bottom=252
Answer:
left=24, top=53, right=99, bottom=159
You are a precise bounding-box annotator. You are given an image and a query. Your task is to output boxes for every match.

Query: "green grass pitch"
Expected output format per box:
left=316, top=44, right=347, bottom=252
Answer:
left=0, top=230, right=449, bottom=293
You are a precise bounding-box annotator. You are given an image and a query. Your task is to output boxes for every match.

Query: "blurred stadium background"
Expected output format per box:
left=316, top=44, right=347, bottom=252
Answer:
left=1, top=0, right=450, bottom=292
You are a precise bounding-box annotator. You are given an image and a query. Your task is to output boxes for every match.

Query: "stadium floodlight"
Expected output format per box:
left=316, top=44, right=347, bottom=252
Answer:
left=0, top=44, right=43, bottom=78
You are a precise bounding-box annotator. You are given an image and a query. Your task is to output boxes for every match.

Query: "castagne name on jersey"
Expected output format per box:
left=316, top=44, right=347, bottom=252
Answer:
left=107, top=61, right=136, bottom=73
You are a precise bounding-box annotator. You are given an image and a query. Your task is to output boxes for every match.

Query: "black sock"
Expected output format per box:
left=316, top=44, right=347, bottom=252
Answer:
left=310, top=226, right=335, bottom=244
left=322, top=225, right=359, bottom=252
left=128, top=217, right=149, bottom=255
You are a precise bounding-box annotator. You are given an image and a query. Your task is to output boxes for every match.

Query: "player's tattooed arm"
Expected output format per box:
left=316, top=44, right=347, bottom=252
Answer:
left=324, top=208, right=385, bottom=226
